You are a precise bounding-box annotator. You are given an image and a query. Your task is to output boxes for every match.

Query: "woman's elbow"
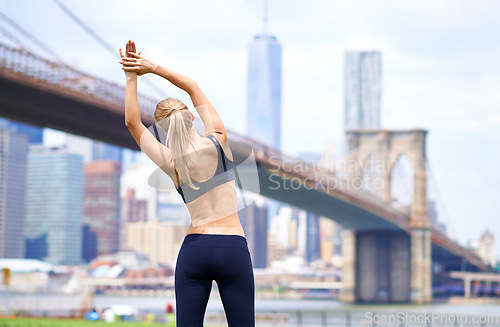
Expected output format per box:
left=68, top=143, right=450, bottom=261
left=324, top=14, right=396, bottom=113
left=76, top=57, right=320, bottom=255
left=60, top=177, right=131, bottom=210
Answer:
left=187, top=81, right=200, bottom=94
left=125, top=120, right=139, bottom=129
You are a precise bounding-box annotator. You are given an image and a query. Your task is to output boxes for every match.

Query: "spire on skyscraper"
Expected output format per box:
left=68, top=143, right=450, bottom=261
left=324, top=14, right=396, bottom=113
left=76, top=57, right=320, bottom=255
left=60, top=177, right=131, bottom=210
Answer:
left=263, top=0, right=269, bottom=36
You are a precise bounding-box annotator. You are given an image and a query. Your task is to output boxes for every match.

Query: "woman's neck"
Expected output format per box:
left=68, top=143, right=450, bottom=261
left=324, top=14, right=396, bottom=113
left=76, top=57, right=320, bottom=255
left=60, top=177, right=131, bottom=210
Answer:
left=188, top=126, right=206, bottom=150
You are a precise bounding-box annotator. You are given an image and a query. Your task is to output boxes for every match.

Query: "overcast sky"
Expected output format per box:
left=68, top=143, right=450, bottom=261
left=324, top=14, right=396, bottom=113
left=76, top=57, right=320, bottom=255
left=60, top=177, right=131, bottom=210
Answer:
left=1, top=0, right=499, bottom=256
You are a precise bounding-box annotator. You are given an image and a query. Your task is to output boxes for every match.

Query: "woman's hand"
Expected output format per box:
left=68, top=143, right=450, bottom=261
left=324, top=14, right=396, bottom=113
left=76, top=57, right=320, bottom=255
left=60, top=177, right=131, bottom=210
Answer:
left=119, top=40, right=139, bottom=78
left=119, top=41, right=157, bottom=76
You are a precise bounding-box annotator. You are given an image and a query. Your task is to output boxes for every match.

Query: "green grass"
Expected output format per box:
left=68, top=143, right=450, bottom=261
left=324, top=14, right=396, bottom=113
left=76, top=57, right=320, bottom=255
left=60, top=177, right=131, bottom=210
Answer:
left=0, top=318, right=174, bottom=327
left=0, top=318, right=227, bottom=327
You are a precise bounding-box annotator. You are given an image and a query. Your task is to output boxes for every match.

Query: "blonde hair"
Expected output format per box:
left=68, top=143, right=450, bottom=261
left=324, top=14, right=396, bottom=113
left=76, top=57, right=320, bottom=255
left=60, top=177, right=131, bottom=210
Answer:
left=154, top=98, right=199, bottom=189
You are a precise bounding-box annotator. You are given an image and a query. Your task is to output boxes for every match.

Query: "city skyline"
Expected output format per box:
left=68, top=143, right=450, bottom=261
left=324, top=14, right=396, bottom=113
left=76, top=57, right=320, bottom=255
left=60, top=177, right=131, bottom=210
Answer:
left=0, top=0, right=498, bottom=256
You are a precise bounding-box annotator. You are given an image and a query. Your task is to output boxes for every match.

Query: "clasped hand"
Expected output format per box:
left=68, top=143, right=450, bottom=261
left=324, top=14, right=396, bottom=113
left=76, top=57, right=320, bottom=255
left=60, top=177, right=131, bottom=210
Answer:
left=119, top=40, right=157, bottom=76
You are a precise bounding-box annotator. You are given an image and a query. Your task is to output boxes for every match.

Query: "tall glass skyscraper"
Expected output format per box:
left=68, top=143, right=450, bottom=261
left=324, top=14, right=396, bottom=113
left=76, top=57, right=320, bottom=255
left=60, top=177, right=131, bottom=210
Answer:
left=246, top=18, right=284, bottom=240
left=344, top=51, right=382, bottom=130
left=246, top=34, right=282, bottom=149
left=25, top=145, right=83, bottom=265
left=0, top=129, right=29, bottom=258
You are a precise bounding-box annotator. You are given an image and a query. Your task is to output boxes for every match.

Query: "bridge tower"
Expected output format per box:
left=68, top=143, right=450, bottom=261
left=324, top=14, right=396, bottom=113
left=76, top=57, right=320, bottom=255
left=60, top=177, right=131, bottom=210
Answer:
left=340, top=129, right=431, bottom=304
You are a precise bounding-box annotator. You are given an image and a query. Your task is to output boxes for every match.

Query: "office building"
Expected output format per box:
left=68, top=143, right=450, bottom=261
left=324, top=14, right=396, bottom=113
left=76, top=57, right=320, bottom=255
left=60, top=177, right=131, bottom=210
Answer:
left=83, top=160, right=121, bottom=262
left=25, top=145, right=83, bottom=265
left=0, top=129, right=29, bottom=258
left=120, top=188, right=147, bottom=250
left=127, top=219, right=188, bottom=265
left=478, top=229, right=497, bottom=267
left=239, top=195, right=268, bottom=268
left=306, top=211, right=321, bottom=263
left=292, top=207, right=322, bottom=265
left=121, top=162, right=189, bottom=224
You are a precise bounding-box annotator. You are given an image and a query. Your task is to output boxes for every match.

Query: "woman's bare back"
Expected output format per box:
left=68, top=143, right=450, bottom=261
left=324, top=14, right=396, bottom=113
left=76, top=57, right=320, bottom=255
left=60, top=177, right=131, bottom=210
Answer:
left=172, top=135, right=245, bottom=237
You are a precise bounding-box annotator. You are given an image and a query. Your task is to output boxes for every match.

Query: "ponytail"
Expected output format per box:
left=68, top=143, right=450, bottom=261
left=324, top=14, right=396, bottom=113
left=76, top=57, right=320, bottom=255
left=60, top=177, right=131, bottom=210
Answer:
left=155, top=98, right=199, bottom=190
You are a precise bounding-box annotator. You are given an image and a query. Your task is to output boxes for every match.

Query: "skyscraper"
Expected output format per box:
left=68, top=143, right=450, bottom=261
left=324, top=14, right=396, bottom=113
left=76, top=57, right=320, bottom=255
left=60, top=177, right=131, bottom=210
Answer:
left=297, top=152, right=326, bottom=264
left=293, top=207, right=322, bottom=264
left=0, top=129, right=29, bottom=258
left=344, top=51, right=382, bottom=130
left=83, top=160, right=122, bottom=262
left=246, top=33, right=282, bottom=149
left=239, top=196, right=268, bottom=269
left=25, top=145, right=83, bottom=265
left=246, top=4, right=283, bottom=235
left=305, top=211, right=321, bottom=263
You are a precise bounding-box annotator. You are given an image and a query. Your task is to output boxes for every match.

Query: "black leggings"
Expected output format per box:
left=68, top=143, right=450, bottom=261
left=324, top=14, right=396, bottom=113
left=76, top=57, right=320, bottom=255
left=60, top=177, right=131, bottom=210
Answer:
left=174, top=233, right=255, bottom=326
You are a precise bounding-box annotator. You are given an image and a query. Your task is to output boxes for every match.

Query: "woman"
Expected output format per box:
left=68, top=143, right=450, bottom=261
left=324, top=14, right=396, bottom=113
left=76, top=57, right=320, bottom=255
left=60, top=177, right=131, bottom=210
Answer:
left=119, top=40, right=255, bottom=326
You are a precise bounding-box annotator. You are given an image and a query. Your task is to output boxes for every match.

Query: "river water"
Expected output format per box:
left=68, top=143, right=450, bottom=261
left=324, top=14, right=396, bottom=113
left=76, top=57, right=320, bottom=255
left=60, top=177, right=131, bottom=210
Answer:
left=94, top=295, right=500, bottom=326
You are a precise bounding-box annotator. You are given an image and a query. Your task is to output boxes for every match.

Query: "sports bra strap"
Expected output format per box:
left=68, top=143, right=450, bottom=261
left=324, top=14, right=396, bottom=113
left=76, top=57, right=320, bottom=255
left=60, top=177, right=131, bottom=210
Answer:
left=207, top=134, right=229, bottom=171
left=174, top=162, right=181, bottom=188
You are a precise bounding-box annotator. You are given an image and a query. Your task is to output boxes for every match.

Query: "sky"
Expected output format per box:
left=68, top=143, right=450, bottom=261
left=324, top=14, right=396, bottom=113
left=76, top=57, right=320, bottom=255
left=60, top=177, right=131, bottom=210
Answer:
left=0, top=0, right=499, bottom=257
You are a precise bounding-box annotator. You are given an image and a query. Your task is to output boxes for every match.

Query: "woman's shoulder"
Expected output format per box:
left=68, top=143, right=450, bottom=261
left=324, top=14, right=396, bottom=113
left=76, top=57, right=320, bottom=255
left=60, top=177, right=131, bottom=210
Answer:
left=206, top=132, right=233, bottom=161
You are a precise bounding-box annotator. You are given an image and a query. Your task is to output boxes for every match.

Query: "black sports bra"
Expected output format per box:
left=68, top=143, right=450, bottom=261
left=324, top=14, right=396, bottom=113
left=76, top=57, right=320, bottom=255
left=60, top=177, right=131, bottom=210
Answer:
left=175, top=134, right=235, bottom=203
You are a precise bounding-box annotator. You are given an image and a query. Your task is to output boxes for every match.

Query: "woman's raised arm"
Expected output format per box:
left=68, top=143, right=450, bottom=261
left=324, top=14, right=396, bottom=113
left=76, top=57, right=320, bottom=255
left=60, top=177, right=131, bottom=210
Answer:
left=124, top=52, right=227, bottom=143
left=120, top=41, right=174, bottom=175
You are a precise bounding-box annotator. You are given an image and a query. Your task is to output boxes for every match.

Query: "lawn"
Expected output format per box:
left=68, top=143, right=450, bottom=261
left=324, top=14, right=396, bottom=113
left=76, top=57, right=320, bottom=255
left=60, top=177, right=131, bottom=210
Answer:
left=0, top=318, right=175, bottom=327
left=0, top=318, right=227, bottom=327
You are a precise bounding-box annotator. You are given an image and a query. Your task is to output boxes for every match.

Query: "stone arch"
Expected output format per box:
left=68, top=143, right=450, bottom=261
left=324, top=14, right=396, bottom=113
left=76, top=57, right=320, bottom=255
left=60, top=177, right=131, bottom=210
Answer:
left=389, top=153, right=414, bottom=211
left=345, top=129, right=429, bottom=228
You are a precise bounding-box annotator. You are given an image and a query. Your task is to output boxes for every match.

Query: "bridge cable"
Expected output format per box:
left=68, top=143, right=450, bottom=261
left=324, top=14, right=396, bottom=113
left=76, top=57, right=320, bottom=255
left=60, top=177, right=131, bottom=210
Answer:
left=0, top=9, right=67, bottom=64
left=393, top=157, right=413, bottom=206
left=52, top=0, right=166, bottom=99
left=0, top=22, right=28, bottom=49
left=427, top=159, right=459, bottom=241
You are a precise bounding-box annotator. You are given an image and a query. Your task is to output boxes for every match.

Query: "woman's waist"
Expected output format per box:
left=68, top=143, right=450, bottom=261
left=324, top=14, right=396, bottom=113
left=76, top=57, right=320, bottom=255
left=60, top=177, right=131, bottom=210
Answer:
left=181, top=232, right=248, bottom=251
left=188, top=205, right=240, bottom=226
left=187, top=213, right=244, bottom=236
